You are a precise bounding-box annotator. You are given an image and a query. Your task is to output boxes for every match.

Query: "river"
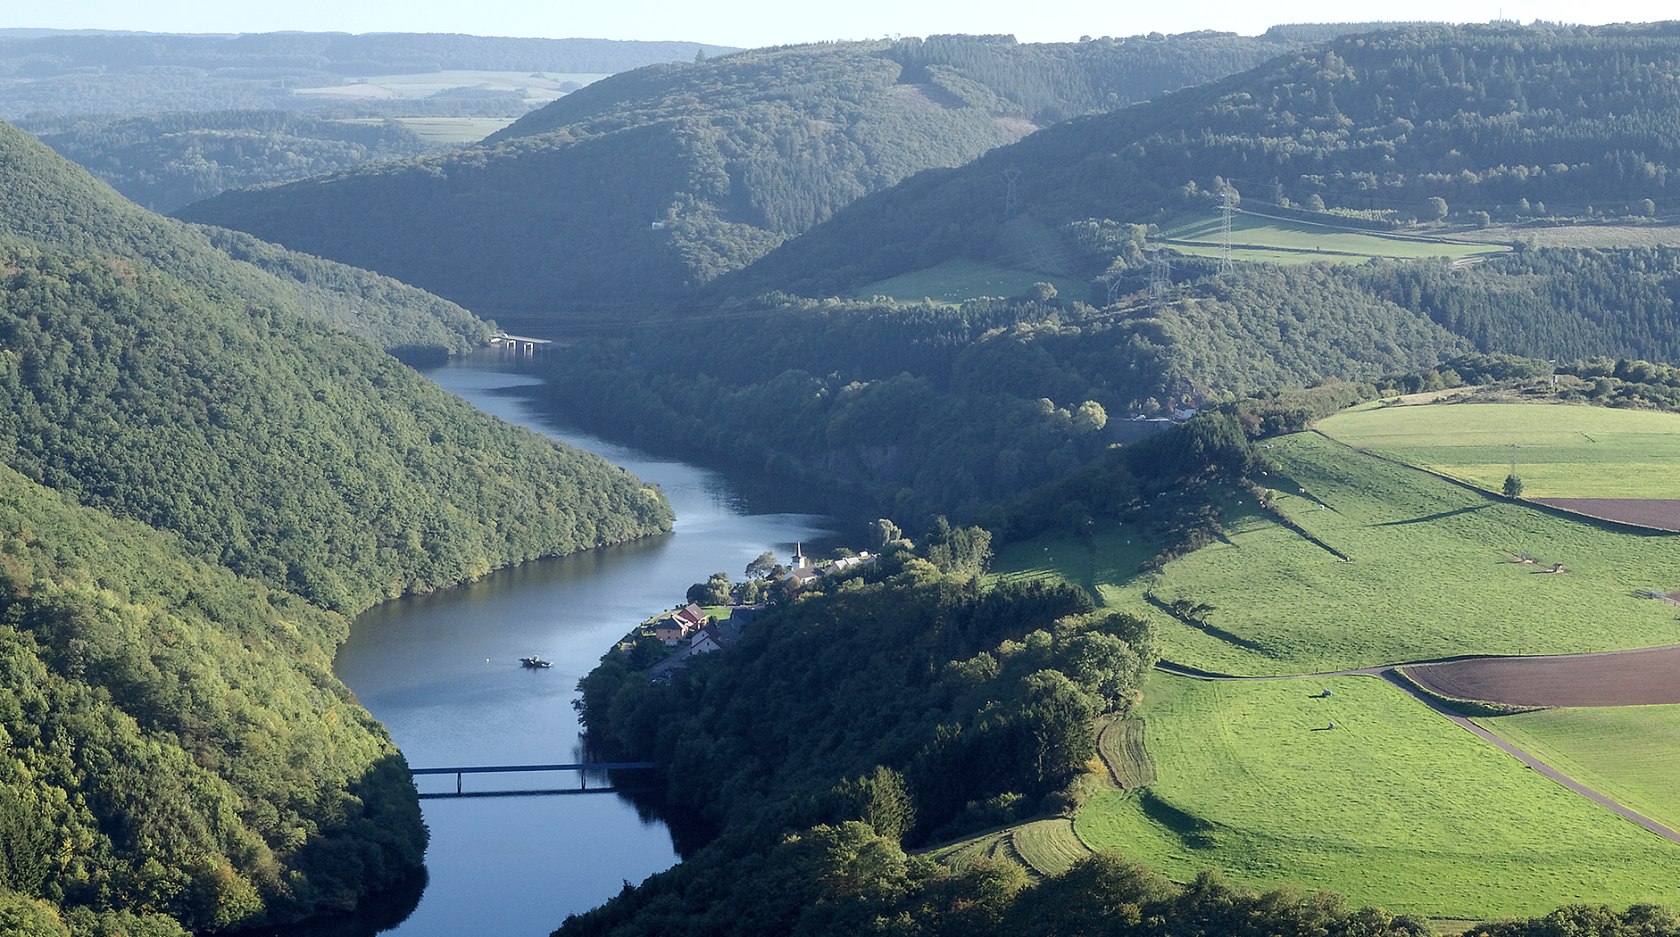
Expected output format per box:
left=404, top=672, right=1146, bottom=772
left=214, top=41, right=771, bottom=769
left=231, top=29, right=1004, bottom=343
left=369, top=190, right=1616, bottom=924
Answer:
left=331, top=357, right=836, bottom=936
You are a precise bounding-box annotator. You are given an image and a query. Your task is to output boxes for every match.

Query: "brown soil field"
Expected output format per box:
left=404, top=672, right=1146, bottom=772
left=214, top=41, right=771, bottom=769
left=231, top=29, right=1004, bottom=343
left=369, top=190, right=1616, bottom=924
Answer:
left=1532, top=498, right=1680, bottom=532
left=1403, top=646, right=1680, bottom=707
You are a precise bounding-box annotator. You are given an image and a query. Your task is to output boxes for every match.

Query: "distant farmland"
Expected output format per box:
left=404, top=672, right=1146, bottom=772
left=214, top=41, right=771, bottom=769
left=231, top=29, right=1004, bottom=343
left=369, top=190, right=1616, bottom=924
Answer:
left=1158, top=211, right=1506, bottom=265
left=1318, top=401, right=1680, bottom=499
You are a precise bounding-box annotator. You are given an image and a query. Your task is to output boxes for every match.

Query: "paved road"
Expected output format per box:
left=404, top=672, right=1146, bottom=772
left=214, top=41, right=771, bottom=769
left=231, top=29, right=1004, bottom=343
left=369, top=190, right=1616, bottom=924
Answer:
left=1153, top=656, right=1680, bottom=847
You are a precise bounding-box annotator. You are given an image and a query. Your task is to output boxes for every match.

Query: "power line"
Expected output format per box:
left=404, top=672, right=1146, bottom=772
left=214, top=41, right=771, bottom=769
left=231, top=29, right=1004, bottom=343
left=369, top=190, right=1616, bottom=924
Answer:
left=1218, top=189, right=1236, bottom=276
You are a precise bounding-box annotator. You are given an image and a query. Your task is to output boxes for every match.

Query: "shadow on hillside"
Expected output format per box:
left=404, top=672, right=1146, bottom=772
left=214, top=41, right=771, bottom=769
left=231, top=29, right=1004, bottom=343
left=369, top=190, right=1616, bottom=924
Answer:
left=1371, top=504, right=1489, bottom=527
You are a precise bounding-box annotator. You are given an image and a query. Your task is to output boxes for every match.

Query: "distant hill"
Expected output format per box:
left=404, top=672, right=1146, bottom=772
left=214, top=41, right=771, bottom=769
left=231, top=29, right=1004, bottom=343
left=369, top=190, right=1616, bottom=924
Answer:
left=18, top=110, right=436, bottom=212
left=727, top=22, right=1680, bottom=299
left=0, top=117, right=672, bottom=930
left=176, top=33, right=1310, bottom=325
left=0, top=30, right=738, bottom=118
left=0, top=116, right=491, bottom=355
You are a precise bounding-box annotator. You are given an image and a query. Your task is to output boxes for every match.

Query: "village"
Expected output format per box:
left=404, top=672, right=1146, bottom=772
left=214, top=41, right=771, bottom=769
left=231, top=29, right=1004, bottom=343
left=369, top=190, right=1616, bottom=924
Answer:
left=614, top=544, right=876, bottom=678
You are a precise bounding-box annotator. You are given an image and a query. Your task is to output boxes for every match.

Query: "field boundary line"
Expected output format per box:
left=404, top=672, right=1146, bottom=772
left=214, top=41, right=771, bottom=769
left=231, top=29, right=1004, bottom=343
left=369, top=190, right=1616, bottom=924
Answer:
left=1148, top=660, right=1680, bottom=847
left=1309, top=426, right=1680, bottom=536
left=1379, top=669, right=1680, bottom=847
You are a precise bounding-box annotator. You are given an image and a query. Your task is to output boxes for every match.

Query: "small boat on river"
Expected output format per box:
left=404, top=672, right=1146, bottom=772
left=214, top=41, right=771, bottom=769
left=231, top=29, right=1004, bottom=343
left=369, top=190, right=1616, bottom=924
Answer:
left=519, top=655, right=553, bottom=669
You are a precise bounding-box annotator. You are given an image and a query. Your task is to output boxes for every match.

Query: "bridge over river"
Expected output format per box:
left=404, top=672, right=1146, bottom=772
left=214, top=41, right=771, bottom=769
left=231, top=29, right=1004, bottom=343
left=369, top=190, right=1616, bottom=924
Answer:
left=411, top=761, right=658, bottom=799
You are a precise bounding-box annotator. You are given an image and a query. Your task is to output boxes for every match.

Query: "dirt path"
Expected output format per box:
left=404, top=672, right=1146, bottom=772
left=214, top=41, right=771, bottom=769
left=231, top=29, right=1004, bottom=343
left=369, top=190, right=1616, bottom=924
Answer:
left=1153, top=653, right=1680, bottom=847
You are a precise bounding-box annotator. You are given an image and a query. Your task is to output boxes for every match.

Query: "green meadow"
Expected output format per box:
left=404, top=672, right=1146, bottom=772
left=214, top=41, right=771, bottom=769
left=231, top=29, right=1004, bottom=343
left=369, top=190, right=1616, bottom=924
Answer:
left=1159, top=213, right=1505, bottom=265
left=1478, top=705, right=1680, bottom=833
left=1074, top=674, right=1680, bottom=920
left=1319, top=402, right=1680, bottom=499
left=996, top=431, right=1680, bottom=676
left=1119, top=432, right=1680, bottom=674
left=852, top=258, right=1088, bottom=305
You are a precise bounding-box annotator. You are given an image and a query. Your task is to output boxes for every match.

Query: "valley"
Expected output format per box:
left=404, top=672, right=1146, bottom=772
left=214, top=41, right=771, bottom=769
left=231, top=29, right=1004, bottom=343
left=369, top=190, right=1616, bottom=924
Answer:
left=7, top=15, right=1680, bottom=937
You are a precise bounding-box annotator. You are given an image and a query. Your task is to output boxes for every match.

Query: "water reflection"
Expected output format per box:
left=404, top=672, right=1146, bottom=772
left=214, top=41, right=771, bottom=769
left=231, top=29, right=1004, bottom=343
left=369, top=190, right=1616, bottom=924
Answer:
left=325, top=357, right=836, bottom=936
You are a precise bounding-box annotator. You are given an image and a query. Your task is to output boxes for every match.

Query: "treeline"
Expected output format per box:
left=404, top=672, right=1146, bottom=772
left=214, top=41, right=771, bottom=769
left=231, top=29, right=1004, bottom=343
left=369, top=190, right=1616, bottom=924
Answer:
left=21, top=111, right=434, bottom=211
left=179, top=33, right=1308, bottom=319
left=737, top=23, right=1680, bottom=297
left=558, top=832, right=1434, bottom=937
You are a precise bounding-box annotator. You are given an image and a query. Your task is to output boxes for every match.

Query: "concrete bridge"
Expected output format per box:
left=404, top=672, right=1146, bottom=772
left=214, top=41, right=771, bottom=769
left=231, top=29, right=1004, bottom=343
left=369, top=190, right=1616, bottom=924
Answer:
left=487, top=331, right=555, bottom=355
left=410, top=761, right=657, bottom=799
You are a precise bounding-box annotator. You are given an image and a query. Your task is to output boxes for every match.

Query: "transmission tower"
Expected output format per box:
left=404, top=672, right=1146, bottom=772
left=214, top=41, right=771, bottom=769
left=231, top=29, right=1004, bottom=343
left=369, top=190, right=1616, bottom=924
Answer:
left=1003, top=167, right=1022, bottom=218
left=1218, top=190, right=1236, bottom=276
left=1147, top=249, right=1171, bottom=308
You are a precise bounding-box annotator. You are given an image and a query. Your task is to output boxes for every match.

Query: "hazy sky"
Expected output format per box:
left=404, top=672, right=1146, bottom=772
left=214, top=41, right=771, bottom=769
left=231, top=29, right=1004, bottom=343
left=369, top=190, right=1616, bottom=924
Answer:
left=7, top=0, right=1677, bottom=49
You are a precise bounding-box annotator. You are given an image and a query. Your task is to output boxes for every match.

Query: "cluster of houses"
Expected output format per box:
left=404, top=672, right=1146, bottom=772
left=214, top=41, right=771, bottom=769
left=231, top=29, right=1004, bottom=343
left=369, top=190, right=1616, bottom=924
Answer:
left=619, top=546, right=877, bottom=676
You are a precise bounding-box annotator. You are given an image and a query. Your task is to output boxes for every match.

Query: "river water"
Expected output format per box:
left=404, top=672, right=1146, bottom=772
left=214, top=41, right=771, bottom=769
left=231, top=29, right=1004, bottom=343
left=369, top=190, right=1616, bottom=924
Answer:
left=332, top=357, right=835, bottom=936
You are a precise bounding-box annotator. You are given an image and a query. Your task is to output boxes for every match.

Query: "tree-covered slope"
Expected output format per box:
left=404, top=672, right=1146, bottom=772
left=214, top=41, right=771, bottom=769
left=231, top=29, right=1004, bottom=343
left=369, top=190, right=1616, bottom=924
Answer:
left=175, top=33, right=1306, bottom=322
left=19, top=110, right=436, bottom=213
left=729, top=22, right=1680, bottom=298
left=0, top=120, right=673, bottom=615
left=0, top=118, right=492, bottom=356
left=0, top=459, right=419, bottom=934
left=0, top=107, right=675, bottom=933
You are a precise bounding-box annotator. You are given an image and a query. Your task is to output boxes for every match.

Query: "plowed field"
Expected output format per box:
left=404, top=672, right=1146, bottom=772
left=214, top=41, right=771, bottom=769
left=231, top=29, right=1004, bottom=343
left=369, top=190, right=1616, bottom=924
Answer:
left=1404, top=646, right=1680, bottom=707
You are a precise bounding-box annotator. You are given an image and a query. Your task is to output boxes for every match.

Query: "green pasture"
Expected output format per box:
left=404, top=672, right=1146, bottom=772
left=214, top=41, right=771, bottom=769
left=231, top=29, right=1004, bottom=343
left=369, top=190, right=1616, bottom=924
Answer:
left=1159, top=212, right=1505, bottom=265
left=1104, top=432, right=1680, bottom=675
left=1319, top=402, right=1680, bottom=499
left=988, top=524, right=1156, bottom=601
left=1075, top=674, right=1680, bottom=919
left=1478, top=705, right=1680, bottom=833
left=853, top=258, right=1088, bottom=305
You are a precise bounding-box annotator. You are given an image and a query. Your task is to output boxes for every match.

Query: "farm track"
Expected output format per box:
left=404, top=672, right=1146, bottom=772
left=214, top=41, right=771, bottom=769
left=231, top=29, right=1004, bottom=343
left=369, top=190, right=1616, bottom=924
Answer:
left=1153, top=650, right=1680, bottom=847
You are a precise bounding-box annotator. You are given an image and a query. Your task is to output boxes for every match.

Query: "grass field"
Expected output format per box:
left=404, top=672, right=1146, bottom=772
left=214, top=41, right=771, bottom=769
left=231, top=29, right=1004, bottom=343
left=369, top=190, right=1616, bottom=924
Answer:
left=1096, top=717, right=1156, bottom=789
left=1319, top=402, right=1680, bottom=499
left=1014, top=432, right=1680, bottom=676
left=852, top=258, right=1088, bottom=305
left=988, top=524, right=1157, bottom=601
left=1478, top=704, right=1680, bottom=833
left=1159, top=212, right=1506, bottom=265
left=1074, top=674, right=1680, bottom=919
left=1129, top=432, right=1680, bottom=674
left=295, top=70, right=606, bottom=105
left=1460, top=223, right=1680, bottom=249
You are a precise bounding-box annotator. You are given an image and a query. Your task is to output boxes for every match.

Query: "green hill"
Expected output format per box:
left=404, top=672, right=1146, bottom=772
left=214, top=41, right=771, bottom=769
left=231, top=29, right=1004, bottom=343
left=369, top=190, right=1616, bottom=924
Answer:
left=0, top=31, right=738, bottom=118
left=729, top=22, right=1680, bottom=298
left=0, top=118, right=492, bottom=356
left=175, top=33, right=1306, bottom=324
left=19, top=111, right=436, bottom=213
left=0, top=120, right=673, bottom=930
left=0, top=120, right=672, bottom=614
left=0, top=462, right=420, bottom=934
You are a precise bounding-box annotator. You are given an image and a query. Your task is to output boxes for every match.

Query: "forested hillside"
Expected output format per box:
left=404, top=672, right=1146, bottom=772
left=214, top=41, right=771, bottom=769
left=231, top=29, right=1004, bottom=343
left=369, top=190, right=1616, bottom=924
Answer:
left=176, top=33, right=1307, bottom=322
left=0, top=464, right=421, bottom=934
left=0, top=118, right=491, bottom=355
left=19, top=111, right=435, bottom=212
left=0, top=120, right=673, bottom=931
left=730, top=22, right=1680, bottom=297
left=545, top=240, right=1680, bottom=518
